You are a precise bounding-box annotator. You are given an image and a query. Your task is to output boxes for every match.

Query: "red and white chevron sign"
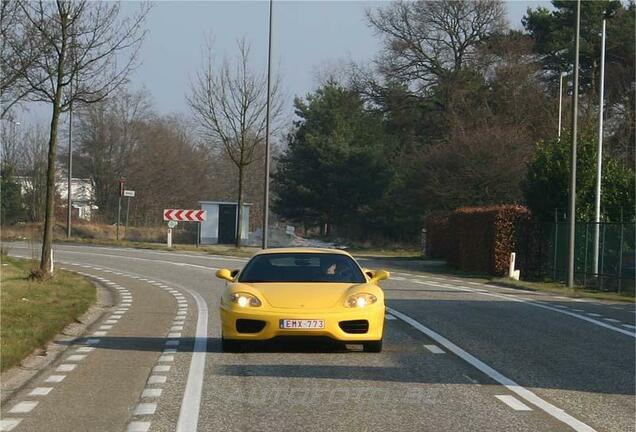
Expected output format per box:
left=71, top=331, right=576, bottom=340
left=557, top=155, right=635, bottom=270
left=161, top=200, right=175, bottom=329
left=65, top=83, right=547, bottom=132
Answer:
left=163, top=209, right=206, bottom=222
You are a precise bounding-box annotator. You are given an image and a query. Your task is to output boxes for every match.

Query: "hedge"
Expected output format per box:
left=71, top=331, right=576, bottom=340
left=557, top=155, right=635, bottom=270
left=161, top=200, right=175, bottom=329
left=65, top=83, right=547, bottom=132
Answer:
left=426, top=205, right=531, bottom=275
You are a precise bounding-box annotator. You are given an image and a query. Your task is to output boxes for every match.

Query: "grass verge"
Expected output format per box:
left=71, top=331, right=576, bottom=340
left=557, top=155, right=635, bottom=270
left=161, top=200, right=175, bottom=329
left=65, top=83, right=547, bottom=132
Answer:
left=0, top=256, right=96, bottom=371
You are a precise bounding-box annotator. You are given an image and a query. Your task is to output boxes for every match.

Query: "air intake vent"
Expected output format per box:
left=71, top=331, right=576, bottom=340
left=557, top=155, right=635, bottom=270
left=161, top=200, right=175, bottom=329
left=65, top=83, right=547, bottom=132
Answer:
left=339, top=320, right=369, bottom=334
left=236, top=319, right=266, bottom=333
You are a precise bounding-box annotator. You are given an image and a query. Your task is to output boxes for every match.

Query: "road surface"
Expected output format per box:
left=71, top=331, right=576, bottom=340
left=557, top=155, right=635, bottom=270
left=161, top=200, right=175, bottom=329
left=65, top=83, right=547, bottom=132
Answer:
left=2, top=243, right=634, bottom=432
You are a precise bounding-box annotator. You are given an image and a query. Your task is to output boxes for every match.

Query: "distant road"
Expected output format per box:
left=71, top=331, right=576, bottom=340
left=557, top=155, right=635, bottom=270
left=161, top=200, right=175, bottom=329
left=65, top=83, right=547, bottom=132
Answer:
left=2, top=242, right=634, bottom=432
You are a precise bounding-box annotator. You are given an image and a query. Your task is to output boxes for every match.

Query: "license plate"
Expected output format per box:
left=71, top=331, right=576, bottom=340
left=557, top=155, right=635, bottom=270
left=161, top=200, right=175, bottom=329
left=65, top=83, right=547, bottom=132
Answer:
left=279, top=319, right=325, bottom=329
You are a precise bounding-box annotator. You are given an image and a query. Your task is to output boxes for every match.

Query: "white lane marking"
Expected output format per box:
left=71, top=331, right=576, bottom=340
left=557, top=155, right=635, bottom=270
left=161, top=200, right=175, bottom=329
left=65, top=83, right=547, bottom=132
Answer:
left=171, top=326, right=184, bottom=331
left=165, top=340, right=179, bottom=346
left=391, top=276, right=406, bottom=281
left=9, top=401, right=38, bottom=413
left=572, top=309, right=584, bottom=312
left=148, top=375, right=167, bottom=384
left=164, top=348, right=177, bottom=354
left=0, top=419, right=22, bottom=431
left=29, top=387, right=53, bottom=396
left=495, top=395, right=533, bottom=411
left=45, top=375, right=66, bottom=383
left=77, top=347, right=95, bottom=353
left=93, top=331, right=107, bottom=336
left=408, top=279, right=635, bottom=338
left=603, top=318, right=621, bottom=323
left=142, top=388, right=163, bottom=398
left=111, top=314, right=123, bottom=319
left=622, top=324, right=636, bottom=330
left=158, top=355, right=174, bottom=362
left=67, top=355, right=86, bottom=362
left=387, top=307, right=597, bottom=432
left=176, top=311, right=187, bottom=316
left=424, top=344, right=445, bottom=354
left=553, top=305, right=567, bottom=309
left=134, top=403, right=157, bottom=415
left=168, top=332, right=182, bottom=338
left=127, top=422, right=151, bottom=432
left=105, top=319, right=118, bottom=324
left=99, top=325, right=113, bottom=330
left=385, top=314, right=396, bottom=320
left=153, top=365, right=171, bottom=373
left=56, top=364, right=76, bottom=372
left=587, top=313, right=602, bottom=317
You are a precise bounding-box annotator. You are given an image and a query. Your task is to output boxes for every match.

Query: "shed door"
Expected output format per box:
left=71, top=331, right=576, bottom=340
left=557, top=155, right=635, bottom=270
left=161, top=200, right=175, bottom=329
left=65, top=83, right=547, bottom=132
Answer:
left=218, top=204, right=237, bottom=244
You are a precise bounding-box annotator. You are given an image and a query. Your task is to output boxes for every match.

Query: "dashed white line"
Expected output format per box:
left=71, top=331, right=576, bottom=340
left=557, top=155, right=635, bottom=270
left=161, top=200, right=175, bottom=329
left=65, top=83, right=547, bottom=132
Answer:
left=424, top=344, right=445, bottom=354
left=148, top=375, right=167, bottom=384
left=127, top=421, right=151, bottom=432
left=158, top=355, right=174, bottom=362
left=134, top=403, right=157, bottom=415
left=45, top=375, right=66, bottom=383
left=0, top=419, right=22, bottom=431
left=603, top=318, right=621, bottom=323
left=622, top=324, right=636, bottom=330
left=67, top=355, right=86, bottom=361
left=29, top=387, right=53, bottom=396
left=495, top=395, right=533, bottom=411
left=76, top=347, right=95, bottom=353
left=387, top=307, right=597, bottom=432
left=56, top=364, right=77, bottom=372
left=142, top=388, right=163, bottom=398
left=9, top=401, right=38, bottom=413
left=153, top=365, right=171, bottom=373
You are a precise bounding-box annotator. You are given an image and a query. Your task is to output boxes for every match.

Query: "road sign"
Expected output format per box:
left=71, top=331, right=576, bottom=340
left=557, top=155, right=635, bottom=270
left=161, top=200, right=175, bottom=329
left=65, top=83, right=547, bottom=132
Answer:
left=123, top=190, right=135, bottom=197
left=167, top=220, right=178, bottom=229
left=163, top=209, right=206, bottom=222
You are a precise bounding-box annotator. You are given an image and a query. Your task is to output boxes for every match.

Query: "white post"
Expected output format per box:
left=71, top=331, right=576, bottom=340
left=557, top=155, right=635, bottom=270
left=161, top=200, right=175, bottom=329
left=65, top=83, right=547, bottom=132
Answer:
left=49, top=248, right=54, bottom=273
left=593, top=19, right=606, bottom=276
left=558, top=72, right=565, bottom=138
left=508, top=252, right=516, bottom=278
left=167, top=228, right=173, bottom=248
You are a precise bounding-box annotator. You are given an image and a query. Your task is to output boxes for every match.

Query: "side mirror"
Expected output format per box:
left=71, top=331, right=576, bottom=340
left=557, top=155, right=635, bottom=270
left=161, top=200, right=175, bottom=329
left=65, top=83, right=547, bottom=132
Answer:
left=216, top=268, right=235, bottom=282
left=363, top=268, right=375, bottom=279
left=230, top=269, right=240, bottom=278
left=370, top=269, right=390, bottom=283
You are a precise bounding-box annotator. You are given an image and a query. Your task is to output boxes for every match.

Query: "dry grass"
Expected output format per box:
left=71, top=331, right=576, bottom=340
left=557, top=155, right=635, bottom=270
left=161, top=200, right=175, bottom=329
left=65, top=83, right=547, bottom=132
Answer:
left=0, top=256, right=96, bottom=371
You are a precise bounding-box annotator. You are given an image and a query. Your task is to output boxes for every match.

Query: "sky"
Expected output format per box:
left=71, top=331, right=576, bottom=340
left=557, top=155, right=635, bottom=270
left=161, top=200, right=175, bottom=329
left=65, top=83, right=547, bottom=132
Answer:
left=20, top=0, right=552, bottom=125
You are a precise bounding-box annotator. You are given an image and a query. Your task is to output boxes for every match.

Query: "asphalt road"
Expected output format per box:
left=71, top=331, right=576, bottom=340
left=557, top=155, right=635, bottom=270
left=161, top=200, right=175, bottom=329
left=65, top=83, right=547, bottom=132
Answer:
left=2, top=242, right=634, bottom=432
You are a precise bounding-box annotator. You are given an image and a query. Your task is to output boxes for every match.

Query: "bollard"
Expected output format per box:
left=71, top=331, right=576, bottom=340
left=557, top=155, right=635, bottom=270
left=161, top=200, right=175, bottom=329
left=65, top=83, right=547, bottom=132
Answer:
left=509, top=252, right=516, bottom=278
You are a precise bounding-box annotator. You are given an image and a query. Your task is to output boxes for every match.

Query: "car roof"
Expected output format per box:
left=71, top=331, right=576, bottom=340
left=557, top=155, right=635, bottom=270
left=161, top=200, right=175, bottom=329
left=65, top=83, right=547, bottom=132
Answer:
left=253, top=247, right=353, bottom=257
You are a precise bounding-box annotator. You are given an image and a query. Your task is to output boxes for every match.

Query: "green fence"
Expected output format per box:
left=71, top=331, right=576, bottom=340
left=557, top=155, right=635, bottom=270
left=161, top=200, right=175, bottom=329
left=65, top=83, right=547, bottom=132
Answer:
left=518, top=221, right=635, bottom=293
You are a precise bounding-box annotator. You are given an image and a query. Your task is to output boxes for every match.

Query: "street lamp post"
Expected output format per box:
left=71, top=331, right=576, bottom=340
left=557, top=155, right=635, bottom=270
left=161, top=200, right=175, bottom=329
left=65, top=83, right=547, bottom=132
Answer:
left=558, top=71, right=567, bottom=138
left=567, top=0, right=581, bottom=288
left=262, top=0, right=273, bottom=249
left=592, top=18, right=607, bottom=276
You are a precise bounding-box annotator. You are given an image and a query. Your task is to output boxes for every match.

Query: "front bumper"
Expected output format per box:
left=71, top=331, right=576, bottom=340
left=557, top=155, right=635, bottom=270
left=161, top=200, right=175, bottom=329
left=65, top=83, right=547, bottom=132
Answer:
left=220, top=304, right=385, bottom=342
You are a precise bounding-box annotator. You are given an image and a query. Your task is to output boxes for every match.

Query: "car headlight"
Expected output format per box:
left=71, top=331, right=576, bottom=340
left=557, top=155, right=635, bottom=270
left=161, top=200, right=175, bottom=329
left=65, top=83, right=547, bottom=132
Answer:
left=230, top=292, right=262, bottom=307
left=345, top=293, right=377, bottom=308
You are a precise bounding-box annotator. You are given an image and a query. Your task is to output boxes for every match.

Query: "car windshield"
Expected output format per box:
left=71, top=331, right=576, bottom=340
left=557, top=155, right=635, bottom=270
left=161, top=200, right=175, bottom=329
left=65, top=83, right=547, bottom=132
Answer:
left=238, top=253, right=366, bottom=283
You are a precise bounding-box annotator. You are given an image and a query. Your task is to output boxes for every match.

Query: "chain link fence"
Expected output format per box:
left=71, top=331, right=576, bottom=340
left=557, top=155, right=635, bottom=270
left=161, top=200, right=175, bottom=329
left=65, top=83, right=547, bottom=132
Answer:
left=517, top=220, right=635, bottom=294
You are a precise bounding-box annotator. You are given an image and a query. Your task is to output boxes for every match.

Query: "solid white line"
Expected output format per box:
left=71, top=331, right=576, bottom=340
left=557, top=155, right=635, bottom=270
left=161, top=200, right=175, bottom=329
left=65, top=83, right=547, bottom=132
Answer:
left=386, top=307, right=597, bottom=432
left=622, top=324, right=636, bottom=330
left=495, top=395, right=533, bottom=411
left=385, top=314, right=396, bottom=320
left=9, top=401, right=38, bottom=413
left=29, top=387, right=53, bottom=396
left=603, top=318, right=620, bottom=323
left=424, top=344, right=445, bottom=354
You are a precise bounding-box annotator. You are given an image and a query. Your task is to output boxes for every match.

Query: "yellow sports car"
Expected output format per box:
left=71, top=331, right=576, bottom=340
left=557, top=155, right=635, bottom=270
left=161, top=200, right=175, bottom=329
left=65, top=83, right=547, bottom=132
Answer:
left=216, top=248, right=389, bottom=352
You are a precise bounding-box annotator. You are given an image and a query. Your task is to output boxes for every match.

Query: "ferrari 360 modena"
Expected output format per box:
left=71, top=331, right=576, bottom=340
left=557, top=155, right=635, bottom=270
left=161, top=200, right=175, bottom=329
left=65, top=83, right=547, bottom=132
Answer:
left=216, top=248, right=389, bottom=352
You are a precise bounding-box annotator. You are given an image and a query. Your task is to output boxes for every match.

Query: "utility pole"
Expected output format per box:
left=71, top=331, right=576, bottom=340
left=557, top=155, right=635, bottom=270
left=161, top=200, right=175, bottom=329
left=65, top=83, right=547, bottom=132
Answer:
left=116, top=178, right=125, bottom=241
left=593, top=18, right=607, bottom=276
left=261, top=0, right=273, bottom=250
left=567, top=0, right=581, bottom=288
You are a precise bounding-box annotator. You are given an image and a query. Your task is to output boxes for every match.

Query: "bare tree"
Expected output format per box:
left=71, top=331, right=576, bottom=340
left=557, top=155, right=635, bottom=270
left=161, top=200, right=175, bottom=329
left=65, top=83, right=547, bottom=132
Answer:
left=15, top=0, right=149, bottom=276
left=188, top=38, right=283, bottom=247
left=367, top=0, right=506, bottom=93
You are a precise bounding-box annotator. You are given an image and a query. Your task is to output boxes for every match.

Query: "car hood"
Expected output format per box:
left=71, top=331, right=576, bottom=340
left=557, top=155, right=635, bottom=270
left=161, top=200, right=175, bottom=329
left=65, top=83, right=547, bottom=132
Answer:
left=241, top=282, right=359, bottom=309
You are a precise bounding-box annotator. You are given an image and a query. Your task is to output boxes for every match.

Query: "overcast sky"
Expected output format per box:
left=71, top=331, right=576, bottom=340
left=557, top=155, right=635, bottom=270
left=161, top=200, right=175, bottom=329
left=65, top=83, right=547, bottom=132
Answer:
left=21, top=1, right=552, bottom=125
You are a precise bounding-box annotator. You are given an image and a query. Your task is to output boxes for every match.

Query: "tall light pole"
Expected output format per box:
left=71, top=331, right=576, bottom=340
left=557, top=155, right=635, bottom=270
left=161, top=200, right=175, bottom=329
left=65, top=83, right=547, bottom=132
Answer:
left=261, top=0, right=273, bottom=249
left=567, top=0, right=581, bottom=288
left=593, top=18, right=607, bottom=276
left=558, top=71, right=567, bottom=138
left=66, top=14, right=75, bottom=239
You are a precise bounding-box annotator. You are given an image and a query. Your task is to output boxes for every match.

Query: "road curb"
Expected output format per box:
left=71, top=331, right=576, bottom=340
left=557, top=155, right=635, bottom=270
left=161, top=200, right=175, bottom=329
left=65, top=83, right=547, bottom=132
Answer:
left=0, top=272, right=115, bottom=405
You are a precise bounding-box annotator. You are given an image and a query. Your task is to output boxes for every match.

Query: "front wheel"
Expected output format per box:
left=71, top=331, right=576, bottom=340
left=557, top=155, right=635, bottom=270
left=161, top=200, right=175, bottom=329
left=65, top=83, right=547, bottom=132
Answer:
left=363, top=339, right=383, bottom=353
